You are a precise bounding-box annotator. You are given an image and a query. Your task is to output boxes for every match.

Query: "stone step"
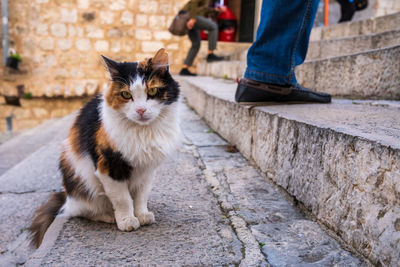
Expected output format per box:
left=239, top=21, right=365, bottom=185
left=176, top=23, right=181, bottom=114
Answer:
left=177, top=76, right=400, bottom=267
left=197, top=45, right=400, bottom=100
left=310, top=11, right=400, bottom=41
left=307, top=29, right=400, bottom=60
left=0, top=113, right=76, bottom=176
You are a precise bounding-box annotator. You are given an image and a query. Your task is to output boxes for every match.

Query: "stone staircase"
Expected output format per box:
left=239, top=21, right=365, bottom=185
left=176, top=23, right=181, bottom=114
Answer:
left=177, top=76, right=400, bottom=267
left=197, top=11, right=400, bottom=100
left=0, top=12, right=398, bottom=267
left=180, top=12, right=400, bottom=267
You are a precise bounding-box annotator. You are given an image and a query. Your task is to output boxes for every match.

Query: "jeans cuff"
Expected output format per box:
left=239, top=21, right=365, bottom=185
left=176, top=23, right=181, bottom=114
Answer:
left=244, top=68, right=297, bottom=86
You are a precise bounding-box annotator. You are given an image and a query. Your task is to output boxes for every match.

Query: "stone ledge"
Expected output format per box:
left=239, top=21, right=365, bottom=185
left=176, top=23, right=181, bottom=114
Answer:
left=177, top=76, right=400, bottom=266
left=310, top=11, right=400, bottom=41
left=307, top=29, right=400, bottom=60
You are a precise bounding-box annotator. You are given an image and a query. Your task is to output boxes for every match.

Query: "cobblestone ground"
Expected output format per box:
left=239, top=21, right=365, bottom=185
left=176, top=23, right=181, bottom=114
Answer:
left=0, top=103, right=365, bottom=266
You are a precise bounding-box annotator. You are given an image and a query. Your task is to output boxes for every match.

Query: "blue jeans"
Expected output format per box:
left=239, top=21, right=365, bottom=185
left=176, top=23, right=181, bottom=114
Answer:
left=244, top=0, right=319, bottom=86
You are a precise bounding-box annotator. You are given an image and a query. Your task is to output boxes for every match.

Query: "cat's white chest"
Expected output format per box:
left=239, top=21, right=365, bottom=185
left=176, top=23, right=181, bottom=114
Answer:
left=102, top=104, right=181, bottom=169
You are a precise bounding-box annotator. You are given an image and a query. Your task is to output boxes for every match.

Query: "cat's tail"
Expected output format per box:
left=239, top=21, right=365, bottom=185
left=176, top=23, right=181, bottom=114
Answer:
left=28, top=192, right=66, bottom=248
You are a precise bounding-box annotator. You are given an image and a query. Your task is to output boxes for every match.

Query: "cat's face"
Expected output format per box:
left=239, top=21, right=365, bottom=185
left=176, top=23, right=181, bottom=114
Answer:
left=102, top=49, right=179, bottom=125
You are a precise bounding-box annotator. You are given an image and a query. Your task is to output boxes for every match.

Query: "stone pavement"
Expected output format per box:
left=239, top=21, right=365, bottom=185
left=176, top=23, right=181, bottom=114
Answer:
left=0, top=103, right=366, bottom=266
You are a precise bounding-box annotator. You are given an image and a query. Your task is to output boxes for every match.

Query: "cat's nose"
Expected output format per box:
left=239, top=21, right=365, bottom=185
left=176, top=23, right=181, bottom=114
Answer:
left=136, top=108, right=146, bottom=116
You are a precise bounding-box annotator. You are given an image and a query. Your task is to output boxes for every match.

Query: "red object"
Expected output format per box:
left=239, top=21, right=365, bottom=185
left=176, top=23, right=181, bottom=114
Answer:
left=200, top=3, right=237, bottom=42
left=217, top=6, right=236, bottom=42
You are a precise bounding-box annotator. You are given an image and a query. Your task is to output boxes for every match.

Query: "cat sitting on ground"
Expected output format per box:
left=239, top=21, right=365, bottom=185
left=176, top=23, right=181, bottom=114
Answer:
left=29, top=48, right=181, bottom=248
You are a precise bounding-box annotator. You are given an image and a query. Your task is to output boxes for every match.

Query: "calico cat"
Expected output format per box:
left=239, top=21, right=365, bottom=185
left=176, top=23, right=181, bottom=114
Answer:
left=29, top=48, right=181, bottom=248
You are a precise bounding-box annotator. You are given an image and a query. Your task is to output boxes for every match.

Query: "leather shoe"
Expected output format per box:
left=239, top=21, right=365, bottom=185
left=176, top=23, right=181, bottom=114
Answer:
left=235, top=78, right=331, bottom=104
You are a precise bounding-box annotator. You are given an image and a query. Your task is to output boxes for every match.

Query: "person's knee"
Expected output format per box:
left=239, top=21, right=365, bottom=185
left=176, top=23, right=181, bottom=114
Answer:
left=209, top=21, right=218, bottom=32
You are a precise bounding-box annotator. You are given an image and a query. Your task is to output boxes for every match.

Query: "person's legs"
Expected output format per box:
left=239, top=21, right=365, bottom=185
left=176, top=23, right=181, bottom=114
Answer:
left=183, top=29, right=201, bottom=67
left=236, top=0, right=331, bottom=104
left=245, top=0, right=320, bottom=86
left=192, top=16, right=224, bottom=62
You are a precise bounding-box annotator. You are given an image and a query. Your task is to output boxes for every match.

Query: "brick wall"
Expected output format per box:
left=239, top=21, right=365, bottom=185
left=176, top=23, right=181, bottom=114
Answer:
left=0, top=0, right=191, bottom=98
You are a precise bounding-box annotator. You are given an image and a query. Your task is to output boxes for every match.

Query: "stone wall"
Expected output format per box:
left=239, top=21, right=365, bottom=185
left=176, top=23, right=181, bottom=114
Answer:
left=0, top=0, right=191, bottom=98
left=0, top=97, right=87, bottom=132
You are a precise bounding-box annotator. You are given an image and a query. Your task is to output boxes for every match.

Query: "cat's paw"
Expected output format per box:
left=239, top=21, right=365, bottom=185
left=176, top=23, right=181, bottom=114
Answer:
left=116, top=216, right=140, bottom=231
left=136, top=212, right=155, bottom=226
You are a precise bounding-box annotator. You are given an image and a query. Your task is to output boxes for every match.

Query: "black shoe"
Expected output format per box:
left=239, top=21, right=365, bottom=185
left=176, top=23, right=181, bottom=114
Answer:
left=235, top=78, right=331, bottom=104
left=206, top=54, right=225, bottom=62
left=179, top=68, right=197, bottom=76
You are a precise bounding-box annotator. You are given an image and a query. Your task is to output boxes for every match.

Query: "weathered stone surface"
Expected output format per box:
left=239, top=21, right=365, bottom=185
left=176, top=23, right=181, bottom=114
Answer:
left=0, top=192, right=48, bottom=264
left=180, top=76, right=400, bottom=266
left=0, top=113, right=75, bottom=176
left=75, top=38, right=91, bottom=51
left=310, top=11, right=400, bottom=41
left=34, top=143, right=243, bottom=266
left=297, top=45, right=400, bottom=100
left=307, top=29, right=400, bottom=60
left=94, top=40, right=109, bottom=52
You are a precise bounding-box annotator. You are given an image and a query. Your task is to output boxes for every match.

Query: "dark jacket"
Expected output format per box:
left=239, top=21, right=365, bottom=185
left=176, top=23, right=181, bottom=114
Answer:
left=182, top=0, right=213, bottom=19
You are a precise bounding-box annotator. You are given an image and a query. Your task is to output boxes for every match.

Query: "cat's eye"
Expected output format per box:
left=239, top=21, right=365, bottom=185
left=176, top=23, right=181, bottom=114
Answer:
left=121, top=91, right=132, bottom=100
left=147, top=87, right=158, bottom=96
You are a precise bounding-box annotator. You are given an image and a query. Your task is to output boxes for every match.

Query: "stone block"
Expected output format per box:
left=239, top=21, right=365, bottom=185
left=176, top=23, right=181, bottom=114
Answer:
left=54, top=68, right=69, bottom=79
left=57, top=39, right=73, bottom=50
left=86, top=26, right=104, bottom=38
left=121, top=11, right=133, bottom=25
left=110, top=41, right=121, bottom=53
left=107, top=28, right=123, bottom=38
left=149, top=15, right=166, bottom=29
left=39, top=37, right=54, bottom=50
left=109, top=0, right=126, bottom=10
left=136, top=29, right=152, bottom=40
left=42, top=55, right=57, bottom=67
left=100, top=11, right=114, bottom=24
left=68, top=25, right=84, bottom=37
left=139, top=0, right=158, bottom=13
left=60, top=8, right=77, bottom=23
left=166, top=43, right=179, bottom=50
left=50, top=23, right=67, bottom=37
left=32, top=108, right=49, bottom=119
left=35, top=23, right=48, bottom=36
left=122, top=41, right=135, bottom=52
left=154, top=31, right=172, bottom=40
left=136, top=14, right=148, bottom=27
left=159, top=2, right=172, bottom=14
left=76, top=39, right=91, bottom=51
left=141, top=41, right=163, bottom=53
left=77, top=0, right=89, bottom=9
left=95, top=40, right=109, bottom=52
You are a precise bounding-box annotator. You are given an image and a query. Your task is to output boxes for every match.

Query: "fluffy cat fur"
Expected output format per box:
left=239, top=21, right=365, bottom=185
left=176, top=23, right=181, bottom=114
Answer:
left=29, top=48, right=181, bottom=248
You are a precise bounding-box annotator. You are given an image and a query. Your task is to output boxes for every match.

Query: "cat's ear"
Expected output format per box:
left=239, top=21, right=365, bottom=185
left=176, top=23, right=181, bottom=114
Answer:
left=151, top=48, right=169, bottom=69
left=102, top=55, right=119, bottom=78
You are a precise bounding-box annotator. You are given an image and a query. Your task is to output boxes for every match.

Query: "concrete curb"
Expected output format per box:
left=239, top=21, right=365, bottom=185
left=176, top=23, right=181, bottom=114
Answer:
left=178, top=76, right=400, bottom=266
